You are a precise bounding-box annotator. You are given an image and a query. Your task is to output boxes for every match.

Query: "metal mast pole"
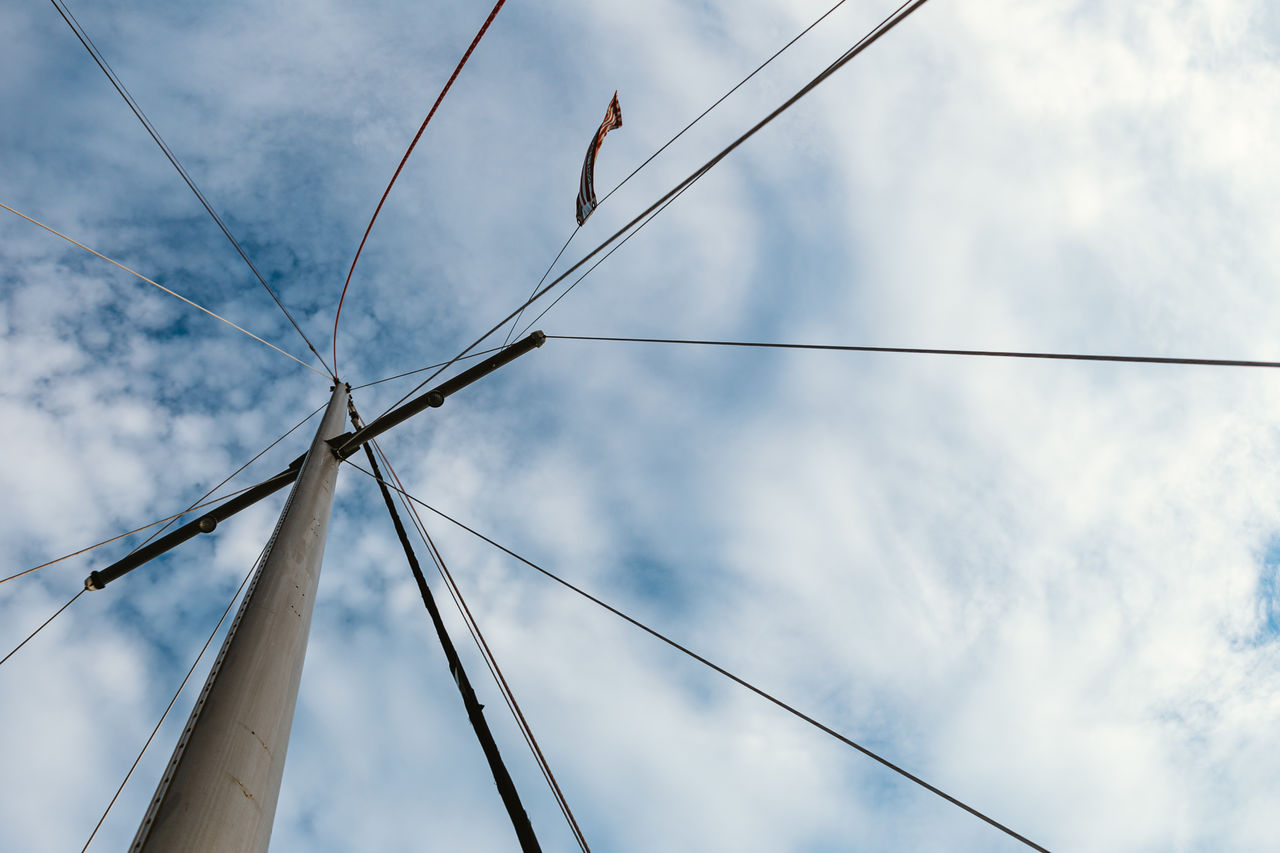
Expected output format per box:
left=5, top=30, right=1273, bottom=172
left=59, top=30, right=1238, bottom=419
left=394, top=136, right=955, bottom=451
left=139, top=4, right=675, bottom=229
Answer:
left=131, top=382, right=349, bottom=853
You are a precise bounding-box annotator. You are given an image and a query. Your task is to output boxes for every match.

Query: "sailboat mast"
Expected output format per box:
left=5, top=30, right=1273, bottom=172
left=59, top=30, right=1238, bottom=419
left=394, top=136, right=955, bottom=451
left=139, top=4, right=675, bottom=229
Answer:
left=131, top=382, right=350, bottom=852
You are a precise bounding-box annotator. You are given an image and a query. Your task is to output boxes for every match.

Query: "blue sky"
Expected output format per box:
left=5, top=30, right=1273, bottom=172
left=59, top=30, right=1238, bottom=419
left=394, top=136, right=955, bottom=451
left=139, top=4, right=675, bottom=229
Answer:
left=3, top=0, right=1280, bottom=850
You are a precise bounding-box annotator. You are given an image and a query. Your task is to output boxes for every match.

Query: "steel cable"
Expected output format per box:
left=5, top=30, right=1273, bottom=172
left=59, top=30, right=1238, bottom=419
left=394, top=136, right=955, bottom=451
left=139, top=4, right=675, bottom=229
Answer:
left=48, top=0, right=333, bottom=376
left=363, top=439, right=590, bottom=852
left=0, top=202, right=328, bottom=378
left=341, top=459, right=1049, bottom=852
left=0, top=588, right=85, bottom=671
left=2, top=481, right=267, bottom=586
left=544, top=335, right=1280, bottom=370
left=501, top=0, right=860, bottom=346
left=371, top=0, right=928, bottom=423
left=124, top=402, right=327, bottom=556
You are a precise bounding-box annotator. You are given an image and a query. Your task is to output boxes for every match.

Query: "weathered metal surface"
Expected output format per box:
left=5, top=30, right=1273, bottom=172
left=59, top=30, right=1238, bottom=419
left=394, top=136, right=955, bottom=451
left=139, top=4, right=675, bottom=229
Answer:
left=131, top=383, right=349, bottom=853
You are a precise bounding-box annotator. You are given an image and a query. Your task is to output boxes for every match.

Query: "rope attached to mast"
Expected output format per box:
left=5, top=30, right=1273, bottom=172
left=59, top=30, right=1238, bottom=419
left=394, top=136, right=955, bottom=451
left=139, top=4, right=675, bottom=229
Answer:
left=352, top=400, right=588, bottom=852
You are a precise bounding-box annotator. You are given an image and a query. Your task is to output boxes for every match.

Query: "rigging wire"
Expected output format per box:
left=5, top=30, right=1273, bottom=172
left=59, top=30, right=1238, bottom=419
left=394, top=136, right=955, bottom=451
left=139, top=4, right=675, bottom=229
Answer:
left=598, top=0, right=857, bottom=211
left=501, top=229, right=580, bottom=348
left=502, top=0, right=860, bottom=346
left=371, top=0, right=928, bottom=423
left=125, top=401, right=327, bottom=555
left=78, top=548, right=261, bottom=853
left=3, top=399, right=323, bottom=586
left=358, top=436, right=549, bottom=852
left=364, top=439, right=590, bottom=852
left=331, top=0, right=509, bottom=379
left=47, top=0, right=333, bottom=377
left=544, top=336, right=1280, bottom=370
left=0, top=588, right=84, bottom=670
left=340, top=458, right=1049, bottom=853
left=0, top=202, right=328, bottom=378
left=2, top=481, right=263, bottom=587
left=513, top=180, right=696, bottom=342
left=368, top=441, right=590, bottom=852
left=350, top=345, right=507, bottom=391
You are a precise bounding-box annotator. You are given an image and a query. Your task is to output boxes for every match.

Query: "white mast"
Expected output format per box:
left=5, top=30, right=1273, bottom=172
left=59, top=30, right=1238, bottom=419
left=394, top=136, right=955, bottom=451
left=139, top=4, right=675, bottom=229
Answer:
left=130, top=382, right=349, bottom=853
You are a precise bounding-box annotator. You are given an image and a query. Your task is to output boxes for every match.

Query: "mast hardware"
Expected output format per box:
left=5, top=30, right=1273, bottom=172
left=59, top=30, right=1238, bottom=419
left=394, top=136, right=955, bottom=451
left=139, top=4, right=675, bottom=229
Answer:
left=82, top=331, right=546, bottom=591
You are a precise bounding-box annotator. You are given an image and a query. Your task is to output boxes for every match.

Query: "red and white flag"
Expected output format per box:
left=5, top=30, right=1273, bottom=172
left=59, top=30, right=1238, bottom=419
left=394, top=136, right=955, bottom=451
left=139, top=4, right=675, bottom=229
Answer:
left=576, top=92, right=623, bottom=225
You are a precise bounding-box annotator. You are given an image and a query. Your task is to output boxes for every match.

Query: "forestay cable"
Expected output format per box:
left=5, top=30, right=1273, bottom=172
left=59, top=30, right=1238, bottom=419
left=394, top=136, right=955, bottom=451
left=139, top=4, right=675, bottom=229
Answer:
left=48, top=0, right=333, bottom=376
left=372, top=0, right=929, bottom=423
left=341, top=459, right=1049, bottom=853
left=545, top=336, right=1280, bottom=370
left=0, top=202, right=328, bottom=378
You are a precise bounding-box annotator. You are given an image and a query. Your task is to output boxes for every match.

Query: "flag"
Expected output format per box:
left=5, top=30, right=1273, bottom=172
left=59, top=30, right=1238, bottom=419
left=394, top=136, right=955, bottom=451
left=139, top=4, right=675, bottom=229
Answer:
left=576, top=91, right=623, bottom=225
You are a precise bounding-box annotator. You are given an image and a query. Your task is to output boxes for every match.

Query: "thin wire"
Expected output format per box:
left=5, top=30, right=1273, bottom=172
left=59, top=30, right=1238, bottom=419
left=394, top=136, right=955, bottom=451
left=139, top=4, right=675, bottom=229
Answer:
left=3, top=399, right=323, bottom=586
left=0, top=202, right=328, bottom=378
left=502, top=228, right=580, bottom=348
left=351, top=345, right=506, bottom=391
left=544, top=336, right=1280, bottom=370
left=367, top=441, right=590, bottom=852
left=48, top=0, right=333, bottom=377
left=332, top=0, right=509, bottom=379
left=78, top=552, right=260, bottom=852
left=126, top=401, right=327, bottom=555
left=600, top=0, right=855, bottom=209
left=1, top=480, right=264, bottom=586
left=370, top=443, right=590, bottom=850
left=373, top=0, right=927, bottom=422
left=514, top=180, right=696, bottom=341
left=0, top=588, right=85, bottom=670
left=504, top=0, right=857, bottom=347
left=358, top=437, right=544, bottom=851
left=412, top=516, right=591, bottom=853
left=341, top=458, right=1048, bottom=852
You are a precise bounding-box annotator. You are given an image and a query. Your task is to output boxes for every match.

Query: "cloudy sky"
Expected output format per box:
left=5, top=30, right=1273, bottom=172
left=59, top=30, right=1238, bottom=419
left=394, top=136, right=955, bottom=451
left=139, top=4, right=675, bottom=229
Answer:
left=3, top=0, right=1280, bottom=850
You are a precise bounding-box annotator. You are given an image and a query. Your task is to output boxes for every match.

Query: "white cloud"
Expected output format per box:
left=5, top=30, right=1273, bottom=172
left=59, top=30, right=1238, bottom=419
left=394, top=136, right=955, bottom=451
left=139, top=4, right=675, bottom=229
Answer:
left=4, top=1, right=1280, bottom=850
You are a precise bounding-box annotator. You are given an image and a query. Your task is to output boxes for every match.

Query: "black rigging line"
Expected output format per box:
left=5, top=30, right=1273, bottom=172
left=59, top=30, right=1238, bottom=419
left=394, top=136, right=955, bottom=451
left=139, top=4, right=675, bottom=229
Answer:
left=0, top=589, right=84, bottom=671
left=502, top=0, right=859, bottom=347
left=357, top=437, right=546, bottom=853
left=411, top=501, right=591, bottom=853
left=78, top=554, right=259, bottom=853
left=47, top=0, right=334, bottom=377
left=364, top=437, right=591, bottom=852
left=372, top=0, right=928, bottom=424
left=340, top=458, right=1049, bottom=853
left=545, top=336, right=1280, bottom=370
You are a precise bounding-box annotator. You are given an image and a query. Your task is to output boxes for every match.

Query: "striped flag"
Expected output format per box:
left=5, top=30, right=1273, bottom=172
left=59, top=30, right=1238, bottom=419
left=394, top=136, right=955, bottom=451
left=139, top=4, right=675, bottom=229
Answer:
left=576, top=91, right=623, bottom=225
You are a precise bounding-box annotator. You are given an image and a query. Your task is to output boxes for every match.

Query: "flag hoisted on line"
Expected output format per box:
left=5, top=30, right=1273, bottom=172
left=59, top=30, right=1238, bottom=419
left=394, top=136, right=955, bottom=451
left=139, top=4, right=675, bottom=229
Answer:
left=576, top=91, right=623, bottom=225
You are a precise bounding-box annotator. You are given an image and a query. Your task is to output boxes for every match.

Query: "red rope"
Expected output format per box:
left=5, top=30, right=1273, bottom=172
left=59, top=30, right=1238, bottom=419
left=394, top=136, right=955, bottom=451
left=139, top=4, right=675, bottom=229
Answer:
left=332, top=0, right=509, bottom=379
